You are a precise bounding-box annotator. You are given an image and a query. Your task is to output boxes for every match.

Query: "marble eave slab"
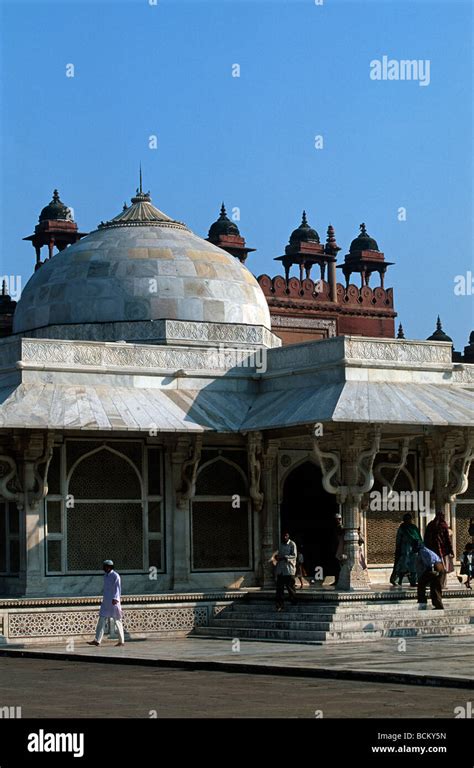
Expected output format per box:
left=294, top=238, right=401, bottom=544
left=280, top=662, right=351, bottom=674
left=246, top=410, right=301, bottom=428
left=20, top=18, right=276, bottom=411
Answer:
left=241, top=381, right=474, bottom=431
left=0, top=383, right=253, bottom=433
left=0, top=379, right=472, bottom=433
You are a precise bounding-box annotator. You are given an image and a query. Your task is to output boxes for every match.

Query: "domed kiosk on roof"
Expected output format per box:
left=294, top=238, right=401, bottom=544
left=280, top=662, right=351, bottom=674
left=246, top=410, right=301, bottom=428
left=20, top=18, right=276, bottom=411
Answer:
left=14, top=183, right=275, bottom=348
left=39, top=189, right=73, bottom=222
left=289, top=210, right=320, bottom=245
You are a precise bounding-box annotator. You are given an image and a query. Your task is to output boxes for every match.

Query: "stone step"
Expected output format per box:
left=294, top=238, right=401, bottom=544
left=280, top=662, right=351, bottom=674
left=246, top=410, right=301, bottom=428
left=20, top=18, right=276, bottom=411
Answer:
left=224, top=600, right=474, bottom=615
left=217, top=606, right=474, bottom=621
left=193, top=626, right=355, bottom=643
left=212, top=615, right=473, bottom=632
left=193, top=622, right=474, bottom=644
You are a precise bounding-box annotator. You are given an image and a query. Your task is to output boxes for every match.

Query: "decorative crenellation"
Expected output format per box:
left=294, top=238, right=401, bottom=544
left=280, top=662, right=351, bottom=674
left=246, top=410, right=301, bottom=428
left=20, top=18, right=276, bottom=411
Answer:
left=258, top=275, right=394, bottom=310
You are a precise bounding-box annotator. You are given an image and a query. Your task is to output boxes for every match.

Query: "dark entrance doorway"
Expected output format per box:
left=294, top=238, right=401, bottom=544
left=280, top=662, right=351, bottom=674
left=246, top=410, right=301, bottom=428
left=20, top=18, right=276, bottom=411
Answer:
left=280, top=461, right=340, bottom=578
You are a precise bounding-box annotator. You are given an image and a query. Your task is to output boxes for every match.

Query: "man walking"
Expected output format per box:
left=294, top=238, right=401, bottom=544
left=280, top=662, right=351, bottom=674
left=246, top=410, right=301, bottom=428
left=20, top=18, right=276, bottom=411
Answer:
left=275, top=532, right=297, bottom=611
left=413, top=542, right=445, bottom=609
left=88, top=560, right=125, bottom=646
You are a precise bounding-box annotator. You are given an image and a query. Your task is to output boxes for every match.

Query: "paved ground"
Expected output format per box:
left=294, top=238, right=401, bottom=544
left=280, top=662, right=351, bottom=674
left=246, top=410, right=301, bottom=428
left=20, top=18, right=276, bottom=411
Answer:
left=2, top=633, right=473, bottom=688
left=0, top=656, right=471, bottom=718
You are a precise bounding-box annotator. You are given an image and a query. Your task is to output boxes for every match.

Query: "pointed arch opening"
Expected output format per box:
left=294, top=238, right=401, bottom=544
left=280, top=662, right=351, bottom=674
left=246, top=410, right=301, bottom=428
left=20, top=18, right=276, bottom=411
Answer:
left=280, top=460, right=339, bottom=577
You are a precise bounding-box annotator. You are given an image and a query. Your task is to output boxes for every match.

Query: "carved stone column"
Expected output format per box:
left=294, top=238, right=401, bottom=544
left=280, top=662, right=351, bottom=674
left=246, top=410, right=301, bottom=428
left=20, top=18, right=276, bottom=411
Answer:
left=1, top=432, right=54, bottom=596
left=170, top=436, right=202, bottom=590
left=260, top=440, right=279, bottom=588
left=328, top=260, right=337, bottom=303
left=428, top=433, right=457, bottom=523
left=313, top=427, right=380, bottom=591
left=427, top=429, right=474, bottom=589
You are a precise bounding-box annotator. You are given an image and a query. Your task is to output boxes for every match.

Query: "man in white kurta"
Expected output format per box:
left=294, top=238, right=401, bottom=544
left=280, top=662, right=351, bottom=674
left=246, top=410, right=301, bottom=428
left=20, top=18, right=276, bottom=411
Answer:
left=88, top=560, right=125, bottom=646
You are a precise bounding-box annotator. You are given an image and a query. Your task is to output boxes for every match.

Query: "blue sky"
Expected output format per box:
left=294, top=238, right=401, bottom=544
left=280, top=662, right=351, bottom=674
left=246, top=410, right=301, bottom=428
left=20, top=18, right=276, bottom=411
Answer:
left=0, top=0, right=472, bottom=348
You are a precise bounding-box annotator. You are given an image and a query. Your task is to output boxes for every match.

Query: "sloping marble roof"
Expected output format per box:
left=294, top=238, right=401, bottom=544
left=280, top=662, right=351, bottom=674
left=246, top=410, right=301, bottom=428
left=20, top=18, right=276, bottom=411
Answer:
left=0, top=335, right=473, bottom=433
left=241, top=381, right=474, bottom=430
left=0, top=380, right=472, bottom=432
left=0, top=383, right=253, bottom=433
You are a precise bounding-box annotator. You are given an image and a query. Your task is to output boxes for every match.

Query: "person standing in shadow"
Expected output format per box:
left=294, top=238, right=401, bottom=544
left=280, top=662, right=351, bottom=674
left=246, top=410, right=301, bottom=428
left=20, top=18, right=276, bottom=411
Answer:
left=390, top=513, right=422, bottom=587
left=295, top=543, right=307, bottom=589
left=275, top=532, right=297, bottom=611
left=332, top=513, right=345, bottom=588
left=424, top=511, right=454, bottom=587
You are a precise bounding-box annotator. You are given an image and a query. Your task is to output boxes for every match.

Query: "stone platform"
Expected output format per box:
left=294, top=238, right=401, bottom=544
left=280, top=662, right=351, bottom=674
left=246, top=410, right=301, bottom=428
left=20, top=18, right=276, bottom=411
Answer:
left=1, top=586, right=473, bottom=646
left=193, top=589, right=474, bottom=644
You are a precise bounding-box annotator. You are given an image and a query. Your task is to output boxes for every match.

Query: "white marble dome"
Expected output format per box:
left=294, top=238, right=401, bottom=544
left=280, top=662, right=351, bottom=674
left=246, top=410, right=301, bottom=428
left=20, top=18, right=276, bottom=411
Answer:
left=14, top=190, right=274, bottom=346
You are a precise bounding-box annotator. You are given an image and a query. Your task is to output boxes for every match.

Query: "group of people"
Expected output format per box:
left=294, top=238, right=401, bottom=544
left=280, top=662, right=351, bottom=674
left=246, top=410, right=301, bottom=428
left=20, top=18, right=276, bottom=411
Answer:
left=390, top=511, right=474, bottom=608
left=272, top=525, right=368, bottom=609
left=273, top=513, right=474, bottom=611
left=88, top=514, right=474, bottom=636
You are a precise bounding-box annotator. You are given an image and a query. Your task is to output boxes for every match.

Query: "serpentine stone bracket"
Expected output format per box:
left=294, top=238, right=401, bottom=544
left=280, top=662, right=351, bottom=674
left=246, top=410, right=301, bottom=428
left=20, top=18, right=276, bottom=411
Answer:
left=248, top=432, right=264, bottom=512
left=352, top=428, right=381, bottom=496
left=448, top=429, right=474, bottom=499
left=0, top=454, right=19, bottom=502
left=311, top=441, right=341, bottom=495
left=29, top=435, right=54, bottom=509
left=374, top=437, right=410, bottom=496
left=313, top=428, right=380, bottom=503
left=177, top=435, right=202, bottom=508
left=0, top=432, right=54, bottom=510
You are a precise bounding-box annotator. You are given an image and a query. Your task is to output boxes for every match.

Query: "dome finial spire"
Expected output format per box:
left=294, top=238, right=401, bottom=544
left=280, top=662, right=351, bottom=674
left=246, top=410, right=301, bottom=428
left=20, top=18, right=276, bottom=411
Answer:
left=360, top=222, right=367, bottom=235
left=220, top=202, right=227, bottom=218
left=302, top=210, right=308, bottom=227
left=132, top=165, right=151, bottom=202
left=427, top=315, right=452, bottom=343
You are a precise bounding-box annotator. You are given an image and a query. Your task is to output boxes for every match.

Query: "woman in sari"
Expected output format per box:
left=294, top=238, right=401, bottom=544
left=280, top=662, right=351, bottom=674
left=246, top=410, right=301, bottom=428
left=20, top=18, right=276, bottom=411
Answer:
left=390, top=513, right=422, bottom=586
left=424, top=511, right=454, bottom=586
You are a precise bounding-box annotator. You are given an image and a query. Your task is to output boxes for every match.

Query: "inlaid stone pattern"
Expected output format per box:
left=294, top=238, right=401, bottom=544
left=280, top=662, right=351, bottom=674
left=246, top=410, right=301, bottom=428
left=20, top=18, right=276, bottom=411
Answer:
left=366, top=511, right=399, bottom=565
left=19, top=336, right=272, bottom=372
left=265, top=336, right=453, bottom=373
left=9, top=611, right=98, bottom=637
left=8, top=606, right=208, bottom=637
left=455, top=503, right=474, bottom=560
left=271, top=315, right=337, bottom=337
left=123, top=607, right=207, bottom=632
left=345, top=338, right=452, bottom=365
left=18, top=321, right=280, bottom=350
